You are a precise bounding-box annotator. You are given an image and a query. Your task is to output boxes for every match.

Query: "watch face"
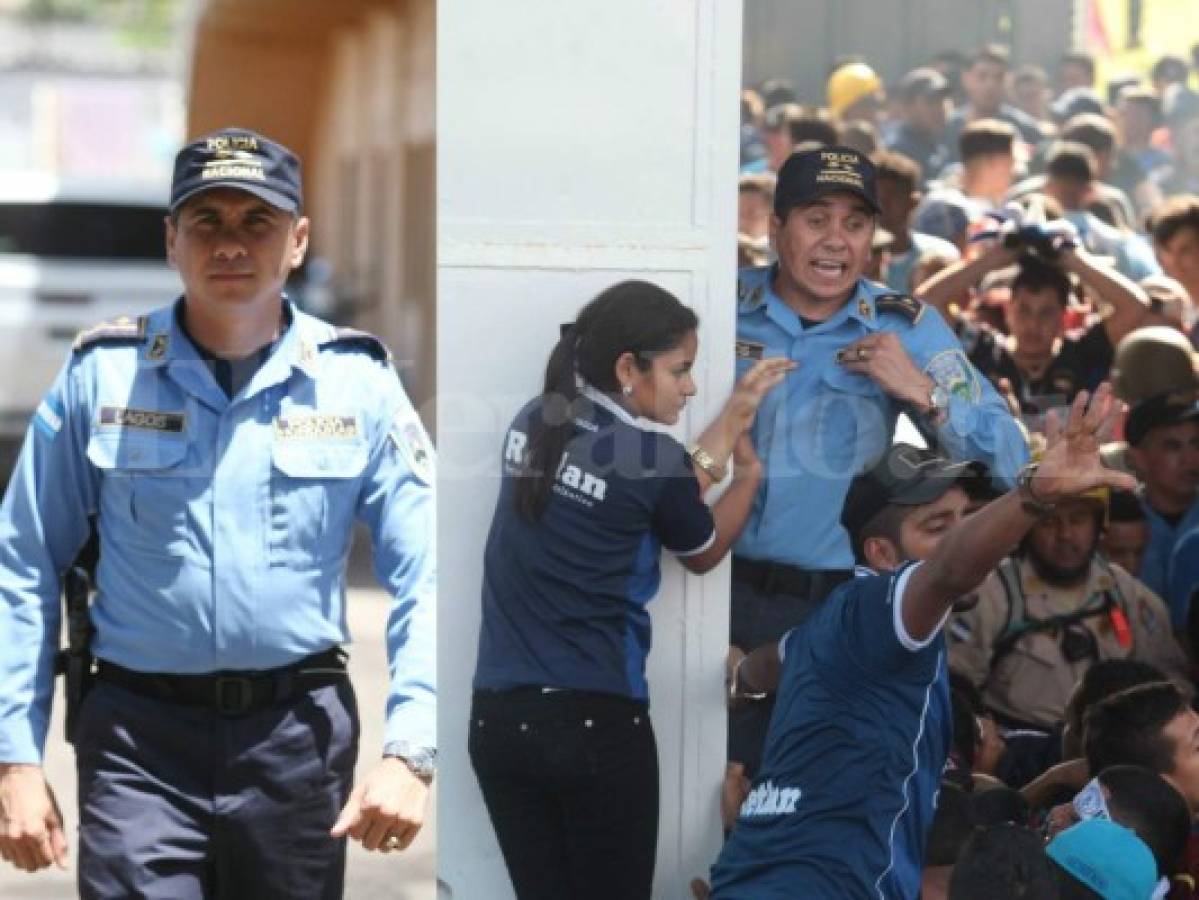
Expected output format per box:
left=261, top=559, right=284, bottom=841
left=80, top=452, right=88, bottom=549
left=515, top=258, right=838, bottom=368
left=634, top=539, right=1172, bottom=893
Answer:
left=399, top=749, right=438, bottom=778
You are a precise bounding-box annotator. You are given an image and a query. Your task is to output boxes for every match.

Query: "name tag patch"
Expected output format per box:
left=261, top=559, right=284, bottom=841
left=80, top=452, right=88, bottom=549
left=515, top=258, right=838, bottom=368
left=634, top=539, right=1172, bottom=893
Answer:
left=98, top=406, right=185, bottom=433
left=735, top=339, right=765, bottom=361
left=274, top=414, right=360, bottom=441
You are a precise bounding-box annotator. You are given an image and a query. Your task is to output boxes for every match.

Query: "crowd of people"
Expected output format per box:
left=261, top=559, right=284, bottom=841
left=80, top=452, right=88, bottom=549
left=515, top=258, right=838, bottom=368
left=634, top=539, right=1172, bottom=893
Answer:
left=708, top=43, right=1199, bottom=900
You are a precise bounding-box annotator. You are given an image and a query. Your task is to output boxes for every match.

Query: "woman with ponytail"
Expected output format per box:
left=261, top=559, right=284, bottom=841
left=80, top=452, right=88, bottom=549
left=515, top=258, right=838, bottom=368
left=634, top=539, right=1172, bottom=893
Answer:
left=469, top=280, right=792, bottom=900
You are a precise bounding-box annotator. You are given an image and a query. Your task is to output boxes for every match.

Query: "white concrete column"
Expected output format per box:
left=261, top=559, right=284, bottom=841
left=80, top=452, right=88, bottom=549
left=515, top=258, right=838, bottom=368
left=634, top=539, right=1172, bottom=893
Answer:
left=436, top=1, right=744, bottom=896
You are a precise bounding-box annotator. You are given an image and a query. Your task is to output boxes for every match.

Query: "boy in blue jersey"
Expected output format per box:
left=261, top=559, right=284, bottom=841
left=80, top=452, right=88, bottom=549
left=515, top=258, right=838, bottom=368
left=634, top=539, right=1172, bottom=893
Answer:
left=710, top=384, right=1134, bottom=900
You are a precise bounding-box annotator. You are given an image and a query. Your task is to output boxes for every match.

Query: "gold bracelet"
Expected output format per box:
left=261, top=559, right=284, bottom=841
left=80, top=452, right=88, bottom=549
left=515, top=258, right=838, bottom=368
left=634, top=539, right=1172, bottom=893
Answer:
left=688, top=444, right=727, bottom=482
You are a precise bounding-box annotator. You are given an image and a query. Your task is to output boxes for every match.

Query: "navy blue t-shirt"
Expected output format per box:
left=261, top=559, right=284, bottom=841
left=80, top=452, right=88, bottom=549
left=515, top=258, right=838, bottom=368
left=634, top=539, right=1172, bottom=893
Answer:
left=473, top=387, right=716, bottom=701
left=711, top=564, right=952, bottom=900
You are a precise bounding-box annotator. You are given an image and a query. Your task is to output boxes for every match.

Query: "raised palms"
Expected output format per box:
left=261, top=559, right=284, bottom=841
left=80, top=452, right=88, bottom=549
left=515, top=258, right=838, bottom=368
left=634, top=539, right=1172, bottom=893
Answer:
left=1032, top=384, right=1138, bottom=502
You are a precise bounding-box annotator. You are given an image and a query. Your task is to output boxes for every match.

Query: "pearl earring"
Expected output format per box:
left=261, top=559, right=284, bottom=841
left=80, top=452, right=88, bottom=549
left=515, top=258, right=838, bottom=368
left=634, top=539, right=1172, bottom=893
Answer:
left=622, top=384, right=633, bottom=396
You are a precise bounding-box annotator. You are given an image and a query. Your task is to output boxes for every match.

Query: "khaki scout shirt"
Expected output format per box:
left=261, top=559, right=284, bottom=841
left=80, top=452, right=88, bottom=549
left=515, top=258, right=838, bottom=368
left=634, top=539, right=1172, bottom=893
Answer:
left=947, top=555, right=1189, bottom=728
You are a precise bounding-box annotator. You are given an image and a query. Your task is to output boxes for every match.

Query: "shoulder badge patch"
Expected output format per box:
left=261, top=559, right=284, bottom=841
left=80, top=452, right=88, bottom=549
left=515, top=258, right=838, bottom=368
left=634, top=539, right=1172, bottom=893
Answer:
left=320, top=327, right=392, bottom=363
left=925, top=349, right=981, bottom=403
left=33, top=393, right=64, bottom=440
left=875, top=293, right=925, bottom=325
left=73, top=316, right=147, bottom=353
left=390, top=412, right=434, bottom=485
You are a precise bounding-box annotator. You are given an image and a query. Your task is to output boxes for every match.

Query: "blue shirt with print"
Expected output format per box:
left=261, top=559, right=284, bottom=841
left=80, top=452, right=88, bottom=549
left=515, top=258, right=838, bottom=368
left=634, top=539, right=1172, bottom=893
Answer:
left=474, top=387, right=715, bottom=700
left=711, top=565, right=952, bottom=899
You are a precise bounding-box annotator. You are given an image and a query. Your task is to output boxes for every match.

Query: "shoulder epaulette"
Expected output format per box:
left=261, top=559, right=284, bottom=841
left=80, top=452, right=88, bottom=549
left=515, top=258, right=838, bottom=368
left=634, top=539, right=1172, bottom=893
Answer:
left=72, top=316, right=147, bottom=353
left=319, top=326, right=392, bottom=362
left=874, top=292, right=925, bottom=325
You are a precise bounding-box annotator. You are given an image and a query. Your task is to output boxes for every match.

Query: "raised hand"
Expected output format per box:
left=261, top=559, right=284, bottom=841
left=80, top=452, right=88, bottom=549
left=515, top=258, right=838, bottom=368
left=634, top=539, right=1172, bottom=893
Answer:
left=724, top=357, right=795, bottom=434
left=1032, top=384, right=1137, bottom=502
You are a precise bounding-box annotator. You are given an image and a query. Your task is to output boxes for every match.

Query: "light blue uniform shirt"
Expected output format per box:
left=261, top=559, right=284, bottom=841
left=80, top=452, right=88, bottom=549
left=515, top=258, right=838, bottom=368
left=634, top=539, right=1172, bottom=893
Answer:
left=734, top=268, right=1028, bottom=570
left=0, top=299, right=436, bottom=763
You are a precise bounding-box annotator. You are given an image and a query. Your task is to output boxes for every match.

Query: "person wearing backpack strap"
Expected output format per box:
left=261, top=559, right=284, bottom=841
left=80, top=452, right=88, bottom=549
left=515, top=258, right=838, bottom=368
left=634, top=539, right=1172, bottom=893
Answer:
left=947, top=490, right=1188, bottom=731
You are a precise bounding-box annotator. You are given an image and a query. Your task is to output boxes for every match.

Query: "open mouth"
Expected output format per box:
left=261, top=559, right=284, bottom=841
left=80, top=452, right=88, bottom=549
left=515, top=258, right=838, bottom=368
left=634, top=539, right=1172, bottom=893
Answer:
left=810, top=260, right=848, bottom=280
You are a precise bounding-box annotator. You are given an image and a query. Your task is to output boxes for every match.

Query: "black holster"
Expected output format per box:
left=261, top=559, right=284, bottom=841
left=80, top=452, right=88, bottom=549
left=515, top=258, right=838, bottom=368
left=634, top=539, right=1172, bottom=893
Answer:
left=54, top=566, right=94, bottom=745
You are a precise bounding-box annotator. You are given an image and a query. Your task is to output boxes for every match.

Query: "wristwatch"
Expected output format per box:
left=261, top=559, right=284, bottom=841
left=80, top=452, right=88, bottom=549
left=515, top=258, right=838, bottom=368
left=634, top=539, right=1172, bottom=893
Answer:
left=1016, top=462, right=1055, bottom=517
left=688, top=444, right=727, bottom=482
left=925, top=383, right=950, bottom=426
left=384, top=742, right=437, bottom=781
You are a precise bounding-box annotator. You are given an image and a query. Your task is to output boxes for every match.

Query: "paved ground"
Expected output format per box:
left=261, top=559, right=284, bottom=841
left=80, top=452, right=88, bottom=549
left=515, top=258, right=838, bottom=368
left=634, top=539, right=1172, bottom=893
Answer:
left=0, top=537, right=436, bottom=899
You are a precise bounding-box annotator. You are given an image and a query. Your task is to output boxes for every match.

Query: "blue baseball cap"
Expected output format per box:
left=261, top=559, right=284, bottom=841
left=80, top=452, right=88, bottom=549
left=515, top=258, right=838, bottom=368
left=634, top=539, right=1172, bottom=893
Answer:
left=1047, top=820, right=1161, bottom=900
left=170, top=127, right=302, bottom=214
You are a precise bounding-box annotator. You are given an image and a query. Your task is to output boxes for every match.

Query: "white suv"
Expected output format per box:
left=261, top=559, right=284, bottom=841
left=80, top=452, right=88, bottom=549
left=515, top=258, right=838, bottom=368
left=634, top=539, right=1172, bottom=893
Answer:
left=0, top=173, right=180, bottom=457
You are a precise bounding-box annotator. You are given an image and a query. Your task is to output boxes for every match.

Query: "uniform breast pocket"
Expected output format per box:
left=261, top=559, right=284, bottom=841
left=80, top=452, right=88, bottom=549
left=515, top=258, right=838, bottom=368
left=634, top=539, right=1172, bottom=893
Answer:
left=86, top=432, right=195, bottom=555
left=805, top=366, right=888, bottom=477
left=269, top=440, right=369, bottom=566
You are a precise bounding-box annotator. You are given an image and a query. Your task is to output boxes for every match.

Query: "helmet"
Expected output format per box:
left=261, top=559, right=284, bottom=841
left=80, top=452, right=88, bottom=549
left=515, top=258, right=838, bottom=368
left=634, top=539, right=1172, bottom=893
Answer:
left=827, top=63, right=883, bottom=118
left=1111, top=326, right=1198, bottom=406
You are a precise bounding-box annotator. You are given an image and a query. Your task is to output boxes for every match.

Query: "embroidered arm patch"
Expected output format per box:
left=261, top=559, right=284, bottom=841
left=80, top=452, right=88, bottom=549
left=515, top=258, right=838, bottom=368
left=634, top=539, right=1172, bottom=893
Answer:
left=389, top=412, right=434, bottom=485
left=925, top=349, right=981, bottom=403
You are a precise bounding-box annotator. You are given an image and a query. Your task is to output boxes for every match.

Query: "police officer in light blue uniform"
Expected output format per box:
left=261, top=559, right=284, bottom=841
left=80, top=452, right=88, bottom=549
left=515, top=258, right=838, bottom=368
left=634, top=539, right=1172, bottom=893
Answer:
left=728, top=146, right=1028, bottom=778
left=0, top=128, right=435, bottom=899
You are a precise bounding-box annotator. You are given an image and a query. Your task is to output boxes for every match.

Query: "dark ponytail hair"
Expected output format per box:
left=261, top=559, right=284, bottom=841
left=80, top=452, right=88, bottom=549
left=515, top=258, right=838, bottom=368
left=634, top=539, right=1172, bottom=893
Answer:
left=514, top=280, right=699, bottom=522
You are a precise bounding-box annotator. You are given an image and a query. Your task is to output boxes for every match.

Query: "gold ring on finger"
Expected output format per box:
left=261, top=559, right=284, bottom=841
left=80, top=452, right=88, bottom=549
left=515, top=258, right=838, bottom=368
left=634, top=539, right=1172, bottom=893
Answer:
left=385, top=835, right=402, bottom=851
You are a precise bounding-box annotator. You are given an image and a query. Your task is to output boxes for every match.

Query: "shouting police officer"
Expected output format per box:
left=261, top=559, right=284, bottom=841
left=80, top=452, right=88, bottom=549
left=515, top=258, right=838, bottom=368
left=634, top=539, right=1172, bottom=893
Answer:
left=0, top=128, right=436, bottom=898
left=729, top=145, right=1028, bottom=779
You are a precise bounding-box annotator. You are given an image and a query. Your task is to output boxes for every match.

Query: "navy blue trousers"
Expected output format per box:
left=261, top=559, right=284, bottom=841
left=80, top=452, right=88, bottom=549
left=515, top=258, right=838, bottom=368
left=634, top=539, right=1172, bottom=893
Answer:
left=75, top=678, right=359, bottom=900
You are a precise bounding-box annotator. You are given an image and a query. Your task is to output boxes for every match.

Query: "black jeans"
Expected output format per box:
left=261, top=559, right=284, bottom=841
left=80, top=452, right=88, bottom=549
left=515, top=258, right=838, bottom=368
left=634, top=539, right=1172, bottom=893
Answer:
left=469, top=688, right=658, bottom=900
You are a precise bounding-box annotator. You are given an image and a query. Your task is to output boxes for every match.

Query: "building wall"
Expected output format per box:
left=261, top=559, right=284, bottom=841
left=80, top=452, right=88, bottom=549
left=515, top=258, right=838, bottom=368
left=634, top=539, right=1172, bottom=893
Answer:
left=187, top=0, right=435, bottom=412
left=437, top=1, right=742, bottom=896
left=743, top=0, right=1075, bottom=99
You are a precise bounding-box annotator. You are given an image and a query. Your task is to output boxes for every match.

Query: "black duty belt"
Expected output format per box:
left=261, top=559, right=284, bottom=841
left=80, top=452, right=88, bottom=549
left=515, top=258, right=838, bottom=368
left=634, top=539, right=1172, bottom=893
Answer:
left=732, top=557, right=851, bottom=600
left=95, top=648, right=348, bottom=716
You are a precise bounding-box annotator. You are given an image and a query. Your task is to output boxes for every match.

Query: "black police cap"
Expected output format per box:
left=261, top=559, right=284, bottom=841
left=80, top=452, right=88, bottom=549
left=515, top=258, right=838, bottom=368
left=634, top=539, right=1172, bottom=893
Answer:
left=774, top=145, right=881, bottom=218
left=841, top=444, right=971, bottom=540
left=170, top=127, right=302, bottom=214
